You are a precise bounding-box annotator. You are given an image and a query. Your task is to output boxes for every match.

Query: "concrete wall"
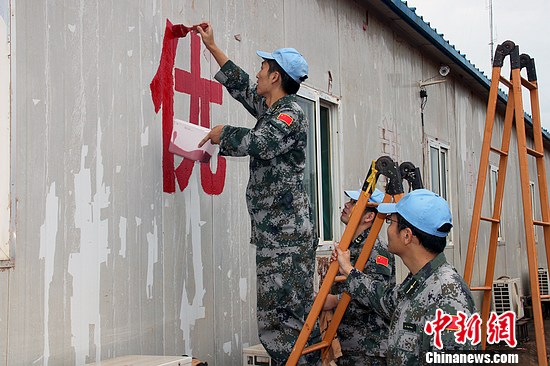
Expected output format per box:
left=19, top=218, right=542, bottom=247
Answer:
left=1, top=0, right=549, bottom=365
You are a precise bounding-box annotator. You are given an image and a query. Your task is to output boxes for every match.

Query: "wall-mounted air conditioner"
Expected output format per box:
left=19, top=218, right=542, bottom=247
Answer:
left=538, top=268, right=550, bottom=297
left=492, top=276, right=525, bottom=319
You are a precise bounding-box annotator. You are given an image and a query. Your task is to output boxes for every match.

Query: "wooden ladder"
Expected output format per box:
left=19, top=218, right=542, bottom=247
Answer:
left=463, top=40, right=550, bottom=365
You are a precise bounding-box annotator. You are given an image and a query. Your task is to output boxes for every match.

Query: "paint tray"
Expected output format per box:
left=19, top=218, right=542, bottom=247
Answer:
left=169, top=119, right=217, bottom=163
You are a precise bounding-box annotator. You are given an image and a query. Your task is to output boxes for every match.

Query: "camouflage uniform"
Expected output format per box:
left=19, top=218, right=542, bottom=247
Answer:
left=334, top=229, right=395, bottom=366
left=215, top=60, right=319, bottom=365
left=346, top=252, right=479, bottom=366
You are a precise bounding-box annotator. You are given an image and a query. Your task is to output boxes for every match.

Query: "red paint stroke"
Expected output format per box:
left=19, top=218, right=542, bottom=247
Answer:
left=150, top=20, right=226, bottom=195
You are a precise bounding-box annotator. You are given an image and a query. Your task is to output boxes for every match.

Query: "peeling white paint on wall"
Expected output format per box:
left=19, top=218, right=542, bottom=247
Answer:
left=179, top=168, right=206, bottom=356
left=239, top=278, right=247, bottom=302
left=39, top=183, right=59, bottom=365
left=146, top=217, right=158, bottom=299
left=69, top=118, right=111, bottom=364
left=0, top=6, right=10, bottom=261
left=140, top=126, right=149, bottom=147
left=119, top=217, right=127, bottom=257
left=223, top=341, right=231, bottom=355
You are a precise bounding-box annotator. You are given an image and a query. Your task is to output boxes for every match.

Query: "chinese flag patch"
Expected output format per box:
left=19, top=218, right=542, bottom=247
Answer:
left=277, top=113, right=294, bottom=126
left=376, top=255, right=389, bottom=267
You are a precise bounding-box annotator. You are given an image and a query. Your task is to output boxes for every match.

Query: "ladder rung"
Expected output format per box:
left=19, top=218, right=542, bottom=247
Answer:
left=499, top=75, right=512, bottom=88
left=480, top=216, right=500, bottom=223
left=541, top=295, right=550, bottom=300
left=534, top=220, right=550, bottom=227
left=471, top=286, right=492, bottom=291
left=302, top=341, right=331, bottom=355
left=527, top=147, right=544, bottom=158
left=335, top=275, right=346, bottom=283
left=490, top=146, right=508, bottom=156
left=521, top=77, right=537, bottom=91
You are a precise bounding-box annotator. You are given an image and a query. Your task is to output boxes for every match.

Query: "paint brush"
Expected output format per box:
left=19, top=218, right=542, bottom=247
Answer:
left=171, top=22, right=208, bottom=38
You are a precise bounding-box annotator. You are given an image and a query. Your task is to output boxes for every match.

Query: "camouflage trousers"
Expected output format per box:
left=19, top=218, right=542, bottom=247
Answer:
left=256, top=244, right=321, bottom=366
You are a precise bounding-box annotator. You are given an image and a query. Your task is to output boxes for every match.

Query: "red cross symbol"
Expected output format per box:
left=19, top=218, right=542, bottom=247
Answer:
left=151, top=19, right=226, bottom=194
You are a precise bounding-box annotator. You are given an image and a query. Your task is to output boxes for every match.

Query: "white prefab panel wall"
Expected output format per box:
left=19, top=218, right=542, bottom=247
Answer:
left=2, top=0, right=550, bottom=365
left=0, top=0, right=9, bottom=261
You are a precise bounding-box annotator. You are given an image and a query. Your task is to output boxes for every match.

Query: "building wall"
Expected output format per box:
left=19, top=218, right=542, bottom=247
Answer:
left=1, top=0, right=549, bottom=365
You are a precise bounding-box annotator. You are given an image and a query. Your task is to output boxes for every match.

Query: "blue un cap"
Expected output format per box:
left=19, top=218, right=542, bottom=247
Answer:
left=256, top=48, right=308, bottom=83
left=344, top=188, right=384, bottom=204
left=377, top=189, right=452, bottom=238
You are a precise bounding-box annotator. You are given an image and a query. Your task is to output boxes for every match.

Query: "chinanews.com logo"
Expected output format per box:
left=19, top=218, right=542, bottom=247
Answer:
left=423, top=310, right=519, bottom=364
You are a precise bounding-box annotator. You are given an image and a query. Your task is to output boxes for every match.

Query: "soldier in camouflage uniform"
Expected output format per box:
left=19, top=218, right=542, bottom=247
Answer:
left=323, top=188, right=395, bottom=365
left=334, top=189, right=479, bottom=365
left=197, top=24, right=319, bottom=365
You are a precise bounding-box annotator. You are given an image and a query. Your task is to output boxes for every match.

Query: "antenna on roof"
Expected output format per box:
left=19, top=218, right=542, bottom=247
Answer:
left=489, top=0, right=495, bottom=65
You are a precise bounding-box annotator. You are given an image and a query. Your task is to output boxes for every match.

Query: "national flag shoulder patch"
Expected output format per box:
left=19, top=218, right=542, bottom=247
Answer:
left=277, top=113, right=294, bottom=126
left=376, top=255, right=389, bottom=267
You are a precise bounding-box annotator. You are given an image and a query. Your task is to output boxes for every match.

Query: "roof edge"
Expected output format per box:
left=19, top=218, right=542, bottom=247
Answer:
left=379, top=0, right=550, bottom=141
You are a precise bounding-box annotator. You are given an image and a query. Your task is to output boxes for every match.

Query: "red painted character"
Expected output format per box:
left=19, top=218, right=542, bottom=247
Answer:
left=150, top=19, right=226, bottom=194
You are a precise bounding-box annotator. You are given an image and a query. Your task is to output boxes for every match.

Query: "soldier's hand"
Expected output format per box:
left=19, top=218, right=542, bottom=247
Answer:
left=330, top=242, right=339, bottom=262
left=199, top=125, right=224, bottom=147
left=323, top=294, right=339, bottom=310
left=335, top=245, right=353, bottom=277
left=196, top=23, right=215, bottom=50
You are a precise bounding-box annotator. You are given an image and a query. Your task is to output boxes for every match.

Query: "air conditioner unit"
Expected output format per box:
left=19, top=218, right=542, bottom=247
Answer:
left=538, top=268, right=550, bottom=296
left=243, top=344, right=271, bottom=366
left=492, top=277, right=525, bottom=319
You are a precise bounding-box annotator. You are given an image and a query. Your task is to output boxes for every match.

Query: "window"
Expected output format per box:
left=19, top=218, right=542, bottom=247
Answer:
left=296, top=87, right=340, bottom=245
left=489, top=165, right=504, bottom=244
left=0, top=0, right=12, bottom=265
left=426, top=138, right=453, bottom=245
left=428, top=140, right=449, bottom=199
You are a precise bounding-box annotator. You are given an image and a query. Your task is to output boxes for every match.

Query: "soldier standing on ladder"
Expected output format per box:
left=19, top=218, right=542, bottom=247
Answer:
left=197, top=24, right=320, bottom=365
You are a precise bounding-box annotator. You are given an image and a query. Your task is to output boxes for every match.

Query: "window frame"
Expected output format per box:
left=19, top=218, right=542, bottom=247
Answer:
left=297, top=86, right=341, bottom=246
left=426, top=137, right=453, bottom=246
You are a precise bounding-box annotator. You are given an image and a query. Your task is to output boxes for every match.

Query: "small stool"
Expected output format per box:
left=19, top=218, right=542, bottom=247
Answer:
left=516, top=318, right=530, bottom=343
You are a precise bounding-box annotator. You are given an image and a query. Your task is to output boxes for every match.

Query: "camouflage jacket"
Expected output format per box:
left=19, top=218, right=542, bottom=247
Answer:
left=335, top=228, right=395, bottom=358
left=346, top=253, right=479, bottom=365
left=214, top=61, right=314, bottom=258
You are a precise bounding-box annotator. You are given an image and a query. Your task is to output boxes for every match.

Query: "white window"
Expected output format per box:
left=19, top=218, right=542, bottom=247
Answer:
left=426, top=138, right=453, bottom=245
left=489, top=165, right=504, bottom=244
left=0, top=0, right=12, bottom=265
left=296, top=87, right=340, bottom=245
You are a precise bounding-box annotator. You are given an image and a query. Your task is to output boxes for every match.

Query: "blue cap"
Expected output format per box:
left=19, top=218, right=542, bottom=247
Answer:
left=256, top=48, right=308, bottom=83
left=377, top=189, right=452, bottom=238
left=344, top=188, right=384, bottom=204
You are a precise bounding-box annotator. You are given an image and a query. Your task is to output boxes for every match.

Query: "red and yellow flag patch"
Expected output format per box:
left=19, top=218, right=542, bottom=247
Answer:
left=277, top=113, right=294, bottom=126
left=376, top=255, right=389, bottom=267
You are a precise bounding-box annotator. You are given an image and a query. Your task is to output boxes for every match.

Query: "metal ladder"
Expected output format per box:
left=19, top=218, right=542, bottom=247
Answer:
left=463, top=40, right=550, bottom=365
left=286, top=156, right=423, bottom=365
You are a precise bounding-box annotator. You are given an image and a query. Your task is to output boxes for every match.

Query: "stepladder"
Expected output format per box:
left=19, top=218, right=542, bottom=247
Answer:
left=463, top=40, right=550, bottom=365
left=286, top=156, right=424, bottom=365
